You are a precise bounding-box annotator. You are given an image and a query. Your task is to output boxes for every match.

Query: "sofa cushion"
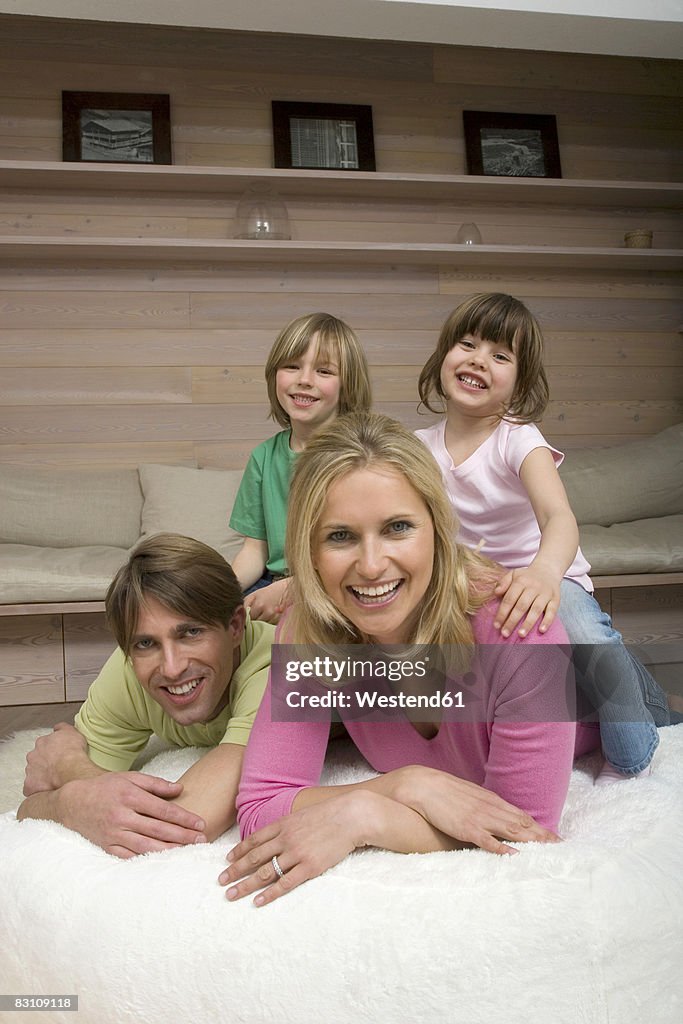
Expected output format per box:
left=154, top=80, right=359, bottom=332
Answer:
left=579, top=514, right=683, bottom=576
left=138, top=464, right=244, bottom=564
left=0, top=545, right=130, bottom=603
left=0, top=466, right=143, bottom=549
left=559, top=423, right=683, bottom=527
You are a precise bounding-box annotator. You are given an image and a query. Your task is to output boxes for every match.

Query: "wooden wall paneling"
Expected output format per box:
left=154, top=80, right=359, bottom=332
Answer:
left=0, top=403, right=280, bottom=446
left=543, top=333, right=683, bottom=367
left=63, top=613, right=117, bottom=702
left=439, top=270, right=683, bottom=301
left=1, top=367, right=192, bottom=405
left=610, top=584, right=683, bottom=693
left=0, top=290, right=191, bottom=328
left=540, top=400, right=683, bottom=437
left=546, top=365, right=683, bottom=402
left=0, top=442, right=197, bottom=468
left=0, top=615, right=65, bottom=705
left=432, top=45, right=683, bottom=97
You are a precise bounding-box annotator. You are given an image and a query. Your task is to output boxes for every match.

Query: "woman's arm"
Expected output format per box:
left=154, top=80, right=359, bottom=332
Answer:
left=494, top=446, right=579, bottom=637
left=220, top=771, right=559, bottom=906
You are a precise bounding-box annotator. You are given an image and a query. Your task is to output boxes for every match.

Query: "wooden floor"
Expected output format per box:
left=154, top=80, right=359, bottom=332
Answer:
left=0, top=701, right=83, bottom=739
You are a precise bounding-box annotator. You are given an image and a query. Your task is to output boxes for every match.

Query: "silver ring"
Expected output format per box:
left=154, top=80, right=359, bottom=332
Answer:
left=271, top=855, right=285, bottom=879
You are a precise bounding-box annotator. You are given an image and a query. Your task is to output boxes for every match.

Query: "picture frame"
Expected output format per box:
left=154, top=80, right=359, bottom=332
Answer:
left=463, top=110, right=561, bottom=179
left=62, top=91, right=172, bottom=165
left=272, top=101, right=376, bottom=172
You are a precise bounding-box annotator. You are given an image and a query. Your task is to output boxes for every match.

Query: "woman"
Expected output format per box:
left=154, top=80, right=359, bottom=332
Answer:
left=219, top=412, right=599, bottom=905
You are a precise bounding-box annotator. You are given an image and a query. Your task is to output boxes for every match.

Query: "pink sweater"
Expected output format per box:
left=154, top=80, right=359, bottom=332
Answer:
left=236, top=605, right=600, bottom=837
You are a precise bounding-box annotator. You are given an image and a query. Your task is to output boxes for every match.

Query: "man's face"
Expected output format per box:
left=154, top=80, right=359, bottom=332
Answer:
left=129, top=595, right=245, bottom=727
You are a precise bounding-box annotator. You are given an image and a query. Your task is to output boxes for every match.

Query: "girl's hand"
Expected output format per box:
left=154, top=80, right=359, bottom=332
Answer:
left=493, top=565, right=561, bottom=637
left=244, top=578, right=291, bottom=624
left=394, top=765, right=561, bottom=854
left=219, top=791, right=372, bottom=906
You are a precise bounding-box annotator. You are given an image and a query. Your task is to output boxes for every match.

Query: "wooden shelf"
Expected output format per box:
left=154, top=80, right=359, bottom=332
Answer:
left=1, top=236, right=680, bottom=269
left=1, top=159, right=682, bottom=208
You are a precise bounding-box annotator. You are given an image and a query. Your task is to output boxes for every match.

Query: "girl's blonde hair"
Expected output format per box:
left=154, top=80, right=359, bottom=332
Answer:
left=284, top=411, right=499, bottom=648
left=418, top=292, right=549, bottom=423
left=265, top=312, right=372, bottom=428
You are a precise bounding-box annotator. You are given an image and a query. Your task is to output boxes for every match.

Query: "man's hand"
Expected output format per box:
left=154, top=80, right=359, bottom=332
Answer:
left=244, top=578, right=291, bottom=624
left=23, top=722, right=93, bottom=796
left=56, top=772, right=208, bottom=858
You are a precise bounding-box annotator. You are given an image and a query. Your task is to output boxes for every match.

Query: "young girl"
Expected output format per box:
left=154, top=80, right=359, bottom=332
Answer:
left=230, top=312, right=372, bottom=624
left=416, top=292, right=675, bottom=783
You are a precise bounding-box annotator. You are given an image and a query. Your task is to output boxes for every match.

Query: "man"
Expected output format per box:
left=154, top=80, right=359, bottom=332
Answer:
left=17, top=534, right=274, bottom=859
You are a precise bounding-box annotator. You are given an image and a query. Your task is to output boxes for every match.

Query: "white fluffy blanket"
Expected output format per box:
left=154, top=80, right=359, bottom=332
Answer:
left=1, top=729, right=682, bottom=1024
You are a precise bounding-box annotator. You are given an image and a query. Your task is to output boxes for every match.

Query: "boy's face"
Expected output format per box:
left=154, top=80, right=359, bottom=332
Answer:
left=129, top=596, right=245, bottom=727
left=275, top=333, right=341, bottom=436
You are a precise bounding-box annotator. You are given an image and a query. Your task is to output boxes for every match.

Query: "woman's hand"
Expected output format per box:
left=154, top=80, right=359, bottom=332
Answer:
left=218, top=791, right=373, bottom=907
left=493, top=564, right=561, bottom=637
left=392, top=765, right=561, bottom=855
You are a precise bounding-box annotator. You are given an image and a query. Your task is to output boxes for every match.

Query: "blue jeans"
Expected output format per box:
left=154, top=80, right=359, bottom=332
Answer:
left=559, top=579, right=672, bottom=774
left=243, top=572, right=277, bottom=597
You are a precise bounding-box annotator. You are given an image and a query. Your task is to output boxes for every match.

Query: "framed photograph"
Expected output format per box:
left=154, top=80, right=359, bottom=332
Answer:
left=272, top=101, right=376, bottom=172
left=62, top=91, right=172, bottom=164
left=463, top=110, right=561, bottom=178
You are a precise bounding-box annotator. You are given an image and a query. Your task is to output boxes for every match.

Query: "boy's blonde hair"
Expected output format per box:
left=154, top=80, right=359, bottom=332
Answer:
left=284, top=411, right=499, bottom=648
left=265, top=312, right=372, bottom=428
left=418, top=292, right=549, bottom=423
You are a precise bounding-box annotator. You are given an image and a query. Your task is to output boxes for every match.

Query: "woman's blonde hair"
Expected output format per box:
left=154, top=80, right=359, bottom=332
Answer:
left=284, top=411, right=499, bottom=648
left=265, top=312, right=372, bottom=428
left=418, top=292, right=549, bottom=423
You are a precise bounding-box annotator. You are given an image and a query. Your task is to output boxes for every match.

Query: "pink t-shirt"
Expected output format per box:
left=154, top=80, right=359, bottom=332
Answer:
left=236, top=607, right=600, bottom=838
left=415, top=419, right=592, bottom=592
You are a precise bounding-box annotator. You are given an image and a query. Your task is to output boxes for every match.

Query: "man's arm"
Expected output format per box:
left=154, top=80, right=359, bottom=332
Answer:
left=165, top=742, right=245, bottom=841
left=17, top=723, right=208, bottom=858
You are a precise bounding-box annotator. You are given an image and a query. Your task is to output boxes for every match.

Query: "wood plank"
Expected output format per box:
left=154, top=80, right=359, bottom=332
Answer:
left=0, top=442, right=196, bottom=468
left=0, top=602, right=105, bottom=617
left=544, top=332, right=683, bottom=367
left=0, top=404, right=281, bottom=445
left=191, top=292, right=683, bottom=332
left=0, top=290, right=190, bottom=328
left=432, top=44, right=683, bottom=97
left=0, top=367, right=192, bottom=405
left=0, top=263, right=441, bottom=295
left=0, top=615, right=64, bottom=706
left=546, top=366, right=683, bottom=402
left=539, top=401, right=683, bottom=435
left=611, top=585, right=683, bottom=646
left=64, top=613, right=116, bottom=702
left=1, top=237, right=681, bottom=270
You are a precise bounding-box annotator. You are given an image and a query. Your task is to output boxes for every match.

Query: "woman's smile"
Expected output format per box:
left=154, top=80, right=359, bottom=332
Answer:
left=313, top=465, right=435, bottom=645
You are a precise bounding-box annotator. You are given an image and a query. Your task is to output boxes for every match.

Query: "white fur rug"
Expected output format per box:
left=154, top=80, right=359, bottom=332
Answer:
left=1, top=728, right=682, bottom=1024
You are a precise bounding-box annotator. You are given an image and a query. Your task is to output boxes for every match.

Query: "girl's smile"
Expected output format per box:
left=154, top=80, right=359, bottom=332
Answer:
left=440, top=334, right=517, bottom=415
left=313, top=465, right=435, bottom=645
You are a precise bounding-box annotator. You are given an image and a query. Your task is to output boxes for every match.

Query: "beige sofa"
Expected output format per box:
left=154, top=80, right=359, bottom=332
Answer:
left=559, top=421, right=683, bottom=576
left=0, top=424, right=682, bottom=606
left=0, top=464, right=245, bottom=604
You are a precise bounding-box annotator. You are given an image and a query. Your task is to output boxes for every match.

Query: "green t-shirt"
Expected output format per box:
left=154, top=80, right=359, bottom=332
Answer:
left=74, top=616, right=274, bottom=771
left=229, top=429, right=297, bottom=576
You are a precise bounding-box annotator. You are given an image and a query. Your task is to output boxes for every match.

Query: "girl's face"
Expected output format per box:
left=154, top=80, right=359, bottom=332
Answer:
left=313, top=465, right=435, bottom=645
left=439, top=333, right=517, bottom=416
left=276, top=334, right=342, bottom=440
